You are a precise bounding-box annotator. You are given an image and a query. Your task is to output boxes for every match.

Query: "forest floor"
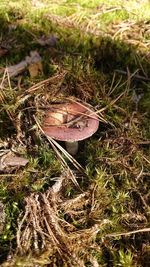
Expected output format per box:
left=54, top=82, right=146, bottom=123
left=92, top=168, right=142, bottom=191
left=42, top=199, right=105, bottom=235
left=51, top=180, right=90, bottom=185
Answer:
left=0, top=0, right=150, bottom=266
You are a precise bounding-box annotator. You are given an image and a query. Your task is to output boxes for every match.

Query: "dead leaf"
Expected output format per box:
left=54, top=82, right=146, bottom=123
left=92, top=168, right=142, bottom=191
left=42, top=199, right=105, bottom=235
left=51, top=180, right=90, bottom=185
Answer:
left=28, top=61, right=43, bottom=78
left=26, top=51, right=43, bottom=78
left=4, top=155, right=29, bottom=167
left=0, top=152, right=29, bottom=170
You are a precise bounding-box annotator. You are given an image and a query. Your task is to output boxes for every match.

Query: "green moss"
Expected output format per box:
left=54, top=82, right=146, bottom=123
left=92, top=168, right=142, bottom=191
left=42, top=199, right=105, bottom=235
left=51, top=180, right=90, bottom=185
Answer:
left=113, top=249, right=134, bottom=267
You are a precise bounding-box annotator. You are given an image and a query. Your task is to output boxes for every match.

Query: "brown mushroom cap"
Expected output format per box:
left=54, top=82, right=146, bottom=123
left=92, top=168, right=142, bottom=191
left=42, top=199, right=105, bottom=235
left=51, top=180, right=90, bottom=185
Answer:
left=42, top=102, right=99, bottom=142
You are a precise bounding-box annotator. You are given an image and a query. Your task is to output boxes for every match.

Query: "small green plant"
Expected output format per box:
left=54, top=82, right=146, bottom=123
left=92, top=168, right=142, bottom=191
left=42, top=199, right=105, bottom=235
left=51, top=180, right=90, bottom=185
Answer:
left=114, top=249, right=134, bottom=267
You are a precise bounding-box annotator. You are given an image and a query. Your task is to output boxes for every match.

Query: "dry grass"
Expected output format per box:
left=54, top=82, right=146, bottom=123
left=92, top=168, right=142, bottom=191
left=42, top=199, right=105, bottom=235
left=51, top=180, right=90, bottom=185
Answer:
left=13, top=172, right=100, bottom=266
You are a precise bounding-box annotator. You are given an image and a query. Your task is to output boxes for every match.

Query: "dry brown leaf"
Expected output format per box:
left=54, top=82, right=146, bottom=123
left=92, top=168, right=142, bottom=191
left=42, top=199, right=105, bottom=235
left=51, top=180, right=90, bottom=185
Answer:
left=28, top=61, right=43, bottom=78
left=0, top=152, right=29, bottom=170
left=26, top=51, right=43, bottom=78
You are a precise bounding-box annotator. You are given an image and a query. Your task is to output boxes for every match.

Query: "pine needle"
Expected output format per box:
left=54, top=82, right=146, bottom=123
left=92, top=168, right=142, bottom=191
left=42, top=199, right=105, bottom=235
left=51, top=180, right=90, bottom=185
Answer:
left=34, top=115, right=84, bottom=190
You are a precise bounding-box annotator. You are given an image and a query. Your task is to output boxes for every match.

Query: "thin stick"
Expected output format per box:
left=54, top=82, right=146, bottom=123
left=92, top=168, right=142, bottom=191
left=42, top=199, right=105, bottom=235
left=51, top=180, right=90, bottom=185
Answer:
left=92, top=7, right=122, bottom=18
left=26, top=71, right=67, bottom=94
left=0, top=174, right=18, bottom=177
left=47, top=136, right=84, bottom=172
left=0, top=69, right=14, bottom=123
left=96, top=91, right=125, bottom=113
left=47, top=137, right=83, bottom=190
left=115, top=69, right=150, bottom=81
left=66, top=98, right=107, bottom=123
left=106, top=227, right=150, bottom=238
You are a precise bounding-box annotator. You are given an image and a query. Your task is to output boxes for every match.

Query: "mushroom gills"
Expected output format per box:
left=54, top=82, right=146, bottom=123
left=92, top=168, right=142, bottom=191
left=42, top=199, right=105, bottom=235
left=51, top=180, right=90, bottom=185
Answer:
left=65, top=141, right=78, bottom=156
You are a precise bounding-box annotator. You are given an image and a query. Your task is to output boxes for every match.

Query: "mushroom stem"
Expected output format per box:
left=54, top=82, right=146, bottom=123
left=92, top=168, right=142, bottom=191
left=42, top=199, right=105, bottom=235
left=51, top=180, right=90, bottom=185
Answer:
left=65, top=141, right=78, bottom=156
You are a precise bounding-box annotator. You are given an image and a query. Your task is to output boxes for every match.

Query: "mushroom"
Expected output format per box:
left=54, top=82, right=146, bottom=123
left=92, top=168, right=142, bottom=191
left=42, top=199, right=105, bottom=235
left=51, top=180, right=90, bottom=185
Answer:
left=42, top=102, right=99, bottom=155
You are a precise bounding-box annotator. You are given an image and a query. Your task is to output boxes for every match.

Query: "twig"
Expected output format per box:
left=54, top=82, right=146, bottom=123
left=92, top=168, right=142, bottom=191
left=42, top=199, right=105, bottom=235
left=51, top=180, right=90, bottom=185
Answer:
left=106, top=227, right=150, bottom=238
left=92, top=7, right=122, bottom=18
left=140, top=154, right=150, bottom=165
left=115, top=69, right=150, bottom=81
left=67, top=98, right=107, bottom=124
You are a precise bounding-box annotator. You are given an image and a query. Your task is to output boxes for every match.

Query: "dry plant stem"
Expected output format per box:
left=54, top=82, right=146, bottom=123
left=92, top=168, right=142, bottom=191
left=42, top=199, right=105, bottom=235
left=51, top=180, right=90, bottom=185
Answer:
left=47, top=136, right=84, bottom=173
left=0, top=70, right=14, bottom=123
left=67, top=98, right=107, bottom=123
left=47, top=137, right=83, bottom=191
left=106, top=227, right=150, bottom=238
left=17, top=191, right=84, bottom=266
left=25, top=71, right=67, bottom=94
left=115, top=69, right=150, bottom=81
